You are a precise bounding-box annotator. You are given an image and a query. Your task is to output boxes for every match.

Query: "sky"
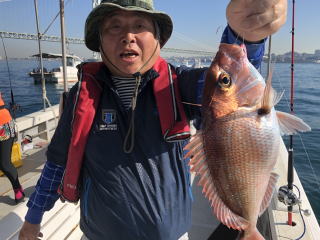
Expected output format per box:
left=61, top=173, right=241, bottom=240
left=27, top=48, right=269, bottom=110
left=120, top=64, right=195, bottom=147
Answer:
left=0, top=0, right=319, bottom=58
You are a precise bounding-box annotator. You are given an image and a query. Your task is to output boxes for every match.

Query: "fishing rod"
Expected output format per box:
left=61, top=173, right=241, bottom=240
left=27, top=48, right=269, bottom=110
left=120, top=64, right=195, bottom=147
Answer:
left=0, top=35, right=21, bottom=119
left=276, top=2, right=307, bottom=237
left=277, top=0, right=300, bottom=226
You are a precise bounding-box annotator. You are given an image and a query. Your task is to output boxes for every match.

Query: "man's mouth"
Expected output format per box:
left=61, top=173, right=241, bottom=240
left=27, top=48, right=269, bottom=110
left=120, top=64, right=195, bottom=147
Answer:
left=120, top=51, right=139, bottom=58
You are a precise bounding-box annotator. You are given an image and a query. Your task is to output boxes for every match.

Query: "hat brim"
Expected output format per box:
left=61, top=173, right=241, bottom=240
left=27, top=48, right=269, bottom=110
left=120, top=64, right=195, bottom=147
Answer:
left=85, top=3, right=173, bottom=52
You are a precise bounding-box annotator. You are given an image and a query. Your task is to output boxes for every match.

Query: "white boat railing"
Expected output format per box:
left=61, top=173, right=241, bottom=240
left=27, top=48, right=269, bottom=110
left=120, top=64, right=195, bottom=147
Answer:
left=15, top=105, right=59, bottom=148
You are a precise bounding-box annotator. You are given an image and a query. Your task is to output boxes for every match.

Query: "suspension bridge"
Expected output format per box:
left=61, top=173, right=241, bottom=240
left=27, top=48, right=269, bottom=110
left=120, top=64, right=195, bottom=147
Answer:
left=0, top=31, right=215, bottom=56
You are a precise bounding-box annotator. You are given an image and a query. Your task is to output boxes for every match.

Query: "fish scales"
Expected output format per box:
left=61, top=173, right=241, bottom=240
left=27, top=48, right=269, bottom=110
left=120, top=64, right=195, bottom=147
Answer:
left=185, top=43, right=311, bottom=240
left=203, top=111, right=279, bottom=218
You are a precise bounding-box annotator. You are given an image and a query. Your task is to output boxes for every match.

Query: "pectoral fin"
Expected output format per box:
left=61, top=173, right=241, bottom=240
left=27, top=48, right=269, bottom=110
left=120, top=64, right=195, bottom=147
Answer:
left=276, top=111, right=311, bottom=135
left=259, top=172, right=279, bottom=215
left=184, top=131, right=249, bottom=231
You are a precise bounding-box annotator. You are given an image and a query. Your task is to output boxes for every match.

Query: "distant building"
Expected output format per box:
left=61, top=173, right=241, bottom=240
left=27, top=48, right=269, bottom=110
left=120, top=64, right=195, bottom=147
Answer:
left=314, top=50, right=320, bottom=56
left=264, top=50, right=320, bottom=63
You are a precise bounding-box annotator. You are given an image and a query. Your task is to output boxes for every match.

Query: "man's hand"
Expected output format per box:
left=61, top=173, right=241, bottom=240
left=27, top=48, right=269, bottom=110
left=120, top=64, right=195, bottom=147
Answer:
left=226, top=0, right=287, bottom=42
left=19, top=221, right=43, bottom=240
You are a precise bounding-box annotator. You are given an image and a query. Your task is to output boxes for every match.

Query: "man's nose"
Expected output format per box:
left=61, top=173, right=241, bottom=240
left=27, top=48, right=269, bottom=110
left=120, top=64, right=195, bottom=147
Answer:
left=121, top=31, right=136, bottom=45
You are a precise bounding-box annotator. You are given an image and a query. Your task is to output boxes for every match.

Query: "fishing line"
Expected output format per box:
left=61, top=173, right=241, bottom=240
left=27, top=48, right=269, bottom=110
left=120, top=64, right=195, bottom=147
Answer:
left=272, top=65, right=320, bottom=192
left=297, top=134, right=320, bottom=190
left=271, top=42, right=320, bottom=229
left=0, top=34, right=20, bottom=118
left=0, top=35, right=12, bottom=91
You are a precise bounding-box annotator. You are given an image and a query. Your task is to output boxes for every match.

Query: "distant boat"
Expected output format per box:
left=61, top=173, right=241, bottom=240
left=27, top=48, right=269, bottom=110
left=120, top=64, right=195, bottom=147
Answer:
left=28, top=53, right=82, bottom=84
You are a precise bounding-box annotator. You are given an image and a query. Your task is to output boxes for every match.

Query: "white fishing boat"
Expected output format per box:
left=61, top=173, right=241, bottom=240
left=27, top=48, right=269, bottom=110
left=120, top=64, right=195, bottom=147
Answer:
left=28, top=53, right=82, bottom=84
left=0, top=0, right=319, bottom=239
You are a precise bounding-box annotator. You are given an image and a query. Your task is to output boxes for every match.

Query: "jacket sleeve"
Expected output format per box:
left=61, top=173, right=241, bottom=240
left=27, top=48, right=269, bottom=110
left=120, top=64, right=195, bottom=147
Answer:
left=221, top=25, right=266, bottom=69
left=46, top=83, right=79, bottom=166
left=25, top=161, right=64, bottom=224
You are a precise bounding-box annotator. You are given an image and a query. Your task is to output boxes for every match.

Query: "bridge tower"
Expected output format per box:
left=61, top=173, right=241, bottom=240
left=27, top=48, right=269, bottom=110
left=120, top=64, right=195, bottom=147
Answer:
left=91, top=0, right=101, bottom=59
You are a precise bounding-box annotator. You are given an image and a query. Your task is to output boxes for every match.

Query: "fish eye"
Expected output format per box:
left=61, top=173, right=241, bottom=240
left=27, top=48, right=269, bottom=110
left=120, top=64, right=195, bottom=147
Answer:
left=218, top=72, right=232, bottom=88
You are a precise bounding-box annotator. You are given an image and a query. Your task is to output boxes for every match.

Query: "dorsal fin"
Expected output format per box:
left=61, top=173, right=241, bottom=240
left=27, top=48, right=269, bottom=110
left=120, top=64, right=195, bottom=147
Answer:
left=258, top=69, right=279, bottom=114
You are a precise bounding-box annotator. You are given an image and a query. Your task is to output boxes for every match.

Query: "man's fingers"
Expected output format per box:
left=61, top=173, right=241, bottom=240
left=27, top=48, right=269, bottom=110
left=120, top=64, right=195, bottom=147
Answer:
left=235, top=15, right=287, bottom=42
left=241, top=8, right=277, bottom=29
left=253, top=14, right=287, bottom=35
left=229, top=0, right=278, bottom=10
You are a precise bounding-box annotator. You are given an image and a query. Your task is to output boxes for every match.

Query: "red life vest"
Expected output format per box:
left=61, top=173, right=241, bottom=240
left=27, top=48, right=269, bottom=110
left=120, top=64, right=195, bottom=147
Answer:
left=58, top=57, right=190, bottom=202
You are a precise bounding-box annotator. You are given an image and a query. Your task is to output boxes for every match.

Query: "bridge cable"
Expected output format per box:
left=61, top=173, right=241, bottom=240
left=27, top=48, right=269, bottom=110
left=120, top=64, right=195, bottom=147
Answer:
left=42, top=0, right=72, bottom=36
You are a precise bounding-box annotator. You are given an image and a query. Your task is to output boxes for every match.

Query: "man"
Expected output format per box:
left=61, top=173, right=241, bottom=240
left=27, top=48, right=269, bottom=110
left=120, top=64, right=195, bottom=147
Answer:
left=19, top=0, right=287, bottom=239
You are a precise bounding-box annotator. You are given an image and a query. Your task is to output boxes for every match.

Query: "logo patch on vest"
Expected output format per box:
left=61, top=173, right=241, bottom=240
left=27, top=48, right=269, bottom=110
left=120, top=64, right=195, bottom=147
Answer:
left=100, top=109, right=117, bottom=131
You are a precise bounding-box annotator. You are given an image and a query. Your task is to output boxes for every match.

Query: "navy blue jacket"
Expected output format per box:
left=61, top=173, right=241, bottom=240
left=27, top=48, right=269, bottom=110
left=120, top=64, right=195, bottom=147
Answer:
left=48, top=65, right=203, bottom=240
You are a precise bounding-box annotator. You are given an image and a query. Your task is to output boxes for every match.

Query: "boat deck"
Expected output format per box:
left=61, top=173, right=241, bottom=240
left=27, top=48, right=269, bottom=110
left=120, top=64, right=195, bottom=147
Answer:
left=1, top=140, right=319, bottom=240
left=0, top=145, right=220, bottom=240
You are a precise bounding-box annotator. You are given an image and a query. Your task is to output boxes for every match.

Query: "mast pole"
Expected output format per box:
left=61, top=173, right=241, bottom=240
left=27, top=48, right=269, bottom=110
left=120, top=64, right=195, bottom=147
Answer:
left=60, top=0, right=68, bottom=92
left=287, top=0, right=296, bottom=226
left=33, top=0, right=46, bottom=111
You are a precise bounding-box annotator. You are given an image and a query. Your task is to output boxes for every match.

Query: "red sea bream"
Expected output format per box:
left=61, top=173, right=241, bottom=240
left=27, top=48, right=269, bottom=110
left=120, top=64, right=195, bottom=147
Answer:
left=184, top=43, right=311, bottom=240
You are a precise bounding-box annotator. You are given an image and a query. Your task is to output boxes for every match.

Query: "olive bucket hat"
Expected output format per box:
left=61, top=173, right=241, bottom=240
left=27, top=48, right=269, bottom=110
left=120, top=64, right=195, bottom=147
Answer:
left=85, top=0, right=173, bottom=52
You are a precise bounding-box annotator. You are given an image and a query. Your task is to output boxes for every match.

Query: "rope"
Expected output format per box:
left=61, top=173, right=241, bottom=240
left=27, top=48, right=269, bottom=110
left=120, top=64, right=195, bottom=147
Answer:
left=33, top=0, right=57, bottom=127
left=122, top=41, right=159, bottom=153
left=42, top=0, right=72, bottom=36
left=99, top=38, right=160, bottom=153
left=123, top=72, right=141, bottom=153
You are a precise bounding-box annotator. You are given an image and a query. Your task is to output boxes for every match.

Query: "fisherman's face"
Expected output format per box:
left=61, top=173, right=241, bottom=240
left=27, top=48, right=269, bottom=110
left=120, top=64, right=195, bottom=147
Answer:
left=100, top=10, right=160, bottom=77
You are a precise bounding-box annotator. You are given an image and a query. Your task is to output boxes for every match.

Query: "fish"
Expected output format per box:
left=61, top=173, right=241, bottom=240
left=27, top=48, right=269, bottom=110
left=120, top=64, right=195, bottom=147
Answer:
left=184, top=43, right=311, bottom=240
